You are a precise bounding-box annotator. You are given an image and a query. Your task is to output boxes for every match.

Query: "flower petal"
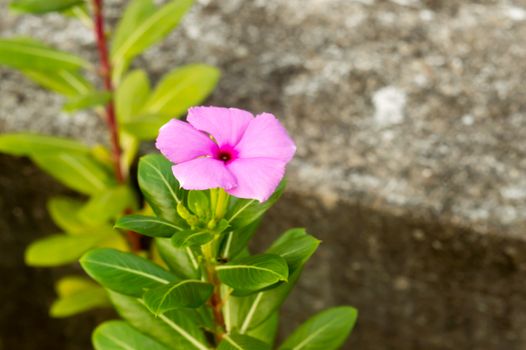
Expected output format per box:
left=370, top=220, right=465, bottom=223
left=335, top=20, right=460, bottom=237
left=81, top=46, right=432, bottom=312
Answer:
left=235, top=113, right=296, bottom=161
left=156, top=119, right=217, bottom=163
left=187, top=106, right=253, bottom=147
left=172, top=158, right=237, bottom=190
left=226, top=158, right=286, bottom=202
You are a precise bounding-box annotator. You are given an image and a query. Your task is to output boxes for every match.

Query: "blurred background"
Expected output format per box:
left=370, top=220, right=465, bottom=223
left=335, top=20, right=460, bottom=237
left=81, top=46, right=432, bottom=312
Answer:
left=1, top=0, right=526, bottom=349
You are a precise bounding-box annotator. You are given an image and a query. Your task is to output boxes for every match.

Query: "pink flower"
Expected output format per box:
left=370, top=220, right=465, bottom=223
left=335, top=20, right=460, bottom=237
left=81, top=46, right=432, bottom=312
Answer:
left=156, top=106, right=296, bottom=202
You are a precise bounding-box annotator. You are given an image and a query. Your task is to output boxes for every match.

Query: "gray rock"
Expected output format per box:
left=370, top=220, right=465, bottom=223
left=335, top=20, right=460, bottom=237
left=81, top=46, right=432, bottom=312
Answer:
left=1, top=0, right=526, bottom=349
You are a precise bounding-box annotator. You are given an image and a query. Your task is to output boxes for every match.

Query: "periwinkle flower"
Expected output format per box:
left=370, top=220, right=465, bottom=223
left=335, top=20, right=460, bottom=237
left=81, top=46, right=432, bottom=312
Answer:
left=156, top=106, right=296, bottom=202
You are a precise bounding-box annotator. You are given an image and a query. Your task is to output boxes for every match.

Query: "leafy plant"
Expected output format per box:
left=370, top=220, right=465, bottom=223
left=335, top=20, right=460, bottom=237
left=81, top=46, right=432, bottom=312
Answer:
left=0, top=0, right=219, bottom=317
left=81, top=153, right=358, bottom=349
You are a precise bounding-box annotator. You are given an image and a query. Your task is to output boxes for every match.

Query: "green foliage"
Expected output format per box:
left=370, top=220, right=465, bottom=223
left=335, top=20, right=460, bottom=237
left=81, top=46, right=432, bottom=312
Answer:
left=143, top=280, right=213, bottom=315
left=0, top=133, right=90, bottom=157
left=278, top=307, right=358, bottom=350
left=0, top=38, right=89, bottom=71
left=218, top=333, right=271, bottom=350
left=10, top=0, right=83, bottom=14
left=32, top=153, right=114, bottom=195
left=115, top=215, right=182, bottom=238
left=80, top=248, right=178, bottom=297
left=138, top=154, right=185, bottom=224
left=216, top=254, right=289, bottom=294
left=93, top=321, right=170, bottom=350
left=142, top=64, right=221, bottom=118
left=51, top=277, right=110, bottom=318
left=63, top=91, right=112, bottom=112
left=111, top=0, right=194, bottom=81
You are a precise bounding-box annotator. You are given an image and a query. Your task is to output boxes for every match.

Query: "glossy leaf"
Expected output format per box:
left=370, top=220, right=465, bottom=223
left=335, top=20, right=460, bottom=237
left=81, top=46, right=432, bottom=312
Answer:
left=138, top=154, right=184, bottom=224
left=23, top=69, right=92, bottom=97
left=50, top=282, right=109, bottom=318
left=33, top=153, right=114, bottom=195
left=216, top=254, right=288, bottom=294
left=25, top=233, right=105, bottom=267
left=63, top=91, right=111, bottom=112
left=80, top=248, right=178, bottom=297
left=93, top=321, right=170, bottom=350
left=142, top=64, right=220, bottom=117
left=156, top=238, right=200, bottom=279
left=278, top=307, right=358, bottom=350
left=225, top=229, right=319, bottom=332
left=0, top=38, right=88, bottom=71
left=247, top=312, right=279, bottom=346
left=116, top=69, right=150, bottom=122
left=111, top=0, right=193, bottom=71
left=115, top=215, right=182, bottom=238
left=10, top=0, right=83, bottom=14
left=0, top=133, right=89, bottom=157
left=78, top=186, right=136, bottom=225
left=218, top=333, right=271, bottom=350
left=109, top=292, right=209, bottom=350
left=143, top=280, right=213, bottom=315
left=47, top=196, right=85, bottom=234
left=171, top=230, right=214, bottom=248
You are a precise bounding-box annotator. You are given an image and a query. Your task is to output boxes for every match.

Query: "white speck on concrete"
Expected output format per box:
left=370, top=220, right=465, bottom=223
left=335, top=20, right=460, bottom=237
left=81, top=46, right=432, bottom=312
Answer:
left=503, top=6, right=526, bottom=21
left=373, top=86, right=407, bottom=126
left=462, top=114, right=475, bottom=126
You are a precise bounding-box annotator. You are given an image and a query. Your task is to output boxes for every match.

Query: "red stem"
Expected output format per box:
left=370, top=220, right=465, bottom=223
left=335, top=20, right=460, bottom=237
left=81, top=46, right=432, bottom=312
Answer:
left=92, top=0, right=141, bottom=251
left=92, top=0, right=123, bottom=183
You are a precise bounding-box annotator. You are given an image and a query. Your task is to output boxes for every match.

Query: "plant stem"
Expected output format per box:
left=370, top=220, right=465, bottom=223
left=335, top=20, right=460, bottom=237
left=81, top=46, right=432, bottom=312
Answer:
left=92, top=0, right=123, bottom=183
left=202, top=243, right=225, bottom=344
left=91, top=0, right=141, bottom=251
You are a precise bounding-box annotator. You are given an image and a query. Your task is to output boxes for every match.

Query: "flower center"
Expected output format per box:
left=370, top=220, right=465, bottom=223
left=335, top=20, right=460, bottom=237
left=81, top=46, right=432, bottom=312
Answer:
left=214, top=145, right=238, bottom=164
left=218, top=151, right=231, bottom=162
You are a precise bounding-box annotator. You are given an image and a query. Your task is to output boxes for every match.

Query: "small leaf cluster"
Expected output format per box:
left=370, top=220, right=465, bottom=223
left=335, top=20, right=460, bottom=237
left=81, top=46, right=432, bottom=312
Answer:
left=0, top=0, right=219, bottom=318
left=80, top=154, right=358, bottom=349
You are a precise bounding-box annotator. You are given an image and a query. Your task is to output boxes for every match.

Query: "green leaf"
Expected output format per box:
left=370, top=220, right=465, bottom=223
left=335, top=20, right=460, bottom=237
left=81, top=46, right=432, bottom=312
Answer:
left=115, top=215, right=182, bottom=238
left=143, top=280, right=213, bottom=315
left=0, top=38, right=88, bottom=71
left=247, top=312, right=279, bottom=346
left=155, top=238, right=200, bottom=279
left=225, top=229, right=319, bottom=332
left=278, top=307, right=358, bottom=350
left=80, top=248, right=178, bottom=297
left=25, top=233, right=105, bottom=267
left=111, top=0, right=193, bottom=71
left=216, top=254, right=288, bottom=294
left=50, top=283, right=109, bottom=318
left=142, top=64, right=220, bottom=117
left=223, top=181, right=285, bottom=258
left=122, top=114, right=167, bottom=140
left=267, top=228, right=321, bottom=272
left=10, top=0, right=84, bottom=14
left=109, top=292, right=210, bottom=350
left=63, top=91, right=111, bottom=112
left=47, top=196, right=85, bottom=234
left=0, top=133, right=89, bottom=157
left=23, top=69, right=92, bottom=97
left=33, top=153, right=114, bottom=195
left=171, top=230, right=214, bottom=248
left=78, top=186, right=136, bottom=225
left=187, top=191, right=210, bottom=218
left=218, top=333, right=271, bottom=350
left=116, top=69, right=150, bottom=122
left=138, top=154, right=185, bottom=224
left=93, top=321, right=170, bottom=350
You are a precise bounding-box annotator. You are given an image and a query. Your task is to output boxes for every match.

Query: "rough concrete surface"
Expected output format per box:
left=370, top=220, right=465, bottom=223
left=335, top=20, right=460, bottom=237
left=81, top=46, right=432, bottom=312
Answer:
left=1, top=0, right=526, bottom=349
